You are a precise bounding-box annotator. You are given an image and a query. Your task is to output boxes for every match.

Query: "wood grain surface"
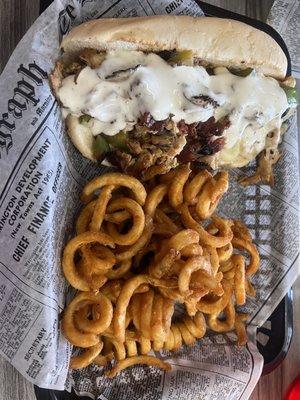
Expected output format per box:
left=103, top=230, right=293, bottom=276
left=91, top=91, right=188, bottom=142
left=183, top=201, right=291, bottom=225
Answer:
left=0, top=1, right=299, bottom=400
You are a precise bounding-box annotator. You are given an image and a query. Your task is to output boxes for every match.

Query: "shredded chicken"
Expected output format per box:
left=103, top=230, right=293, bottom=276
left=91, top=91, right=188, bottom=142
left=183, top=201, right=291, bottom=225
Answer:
left=239, top=149, right=281, bottom=187
left=105, top=113, right=188, bottom=179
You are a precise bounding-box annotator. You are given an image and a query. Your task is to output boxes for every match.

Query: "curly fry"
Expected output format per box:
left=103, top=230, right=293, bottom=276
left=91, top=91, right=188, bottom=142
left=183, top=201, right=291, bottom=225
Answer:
left=223, top=268, right=235, bottom=281
left=158, top=286, right=185, bottom=303
left=203, top=246, right=219, bottom=276
left=207, top=299, right=236, bottom=332
left=196, top=279, right=232, bottom=314
left=235, top=313, right=248, bottom=346
left=70, top=342, right=103, bottom=369
left=73, top=292, right=113, bottom=335
left=81, top=173, right=147, bottom=205
left=114, top=275, right=150, bottom=342
left=105, top=210, right=130, bottom=224
left=155, top=209, right=180, bottom=235
left=168, top=164, right=191, bottom=209
left=162, top=229, right=200, bottom=254
left=100, top=280, right=149, bottom=304
left=149, top=249, right=180, bottom=279
left=245, top=279, right=256, bottom=297
left=145, top=184, right=168, bottom=217
left=76, top=260, right=108, bottom=291
left=195, top=171, right=228, bottom=220
left=183, top=170, right=212, bottom=205
left=60, top=169, right=260, bottom=375
left=62, top=292, right=106, bottom=347
left=139, top=290, right=154, bottom=339
left=233, top=254, right=246, bottom=305
left=90, top=185, right=115, bottom=232
left=106, top=259, right=132, bottom=279
left=131, top=290, right=174, bottom=342
left=151, top=294, right=166, bottom=342
left=106, top=198, right=145, bottom=245
left=76, top=200, right=96, bottom=234
left=217, top=242, right=233, bottom=263
left=100, top=280, right=123, bottom=303
left=211, top=282, right=225, bottom=297
left=153, top=223, right=174, bottom=237
left=219, top=258, right=234, bottom=273
left=106, top=356, right=171, bottom=378
left=179, top=204, right=232, bottom=248
left=186, top=288, right=211, bottom=316
left=178, top=256, right=210, bottom=297
left=232, top=237, right=260, bottom=275
left=159, top=169, right=178, bottom=183
left=232, top=220, right=253, bottom=242
left=180, top=243, right=203, bottom=257
left=116, top=217, right=153, bottom=261
left=142, top=164, right=172, bottom=181
left=93, top=352, right=114, bottom=367
left=62, top=231, right=115, bottom=291
left=164, top=312, right=206, bottom=350
left=191, top=271, right=223, bottom=292
left=81, top=245, right=116, bottom=275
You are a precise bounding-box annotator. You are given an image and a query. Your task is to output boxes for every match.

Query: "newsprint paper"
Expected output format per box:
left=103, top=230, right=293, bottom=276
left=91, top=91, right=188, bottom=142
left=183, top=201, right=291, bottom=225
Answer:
left=0, top=0, right=299, bottom=399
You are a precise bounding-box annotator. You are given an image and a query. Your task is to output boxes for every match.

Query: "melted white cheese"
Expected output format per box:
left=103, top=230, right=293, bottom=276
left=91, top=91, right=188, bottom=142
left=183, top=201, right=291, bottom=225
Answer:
left=57, top=50, right=289, bottom=167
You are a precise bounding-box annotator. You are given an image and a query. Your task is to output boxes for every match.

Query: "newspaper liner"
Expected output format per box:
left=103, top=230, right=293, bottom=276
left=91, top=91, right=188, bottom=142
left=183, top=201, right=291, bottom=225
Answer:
left=0, top=0, right=298, bottom=398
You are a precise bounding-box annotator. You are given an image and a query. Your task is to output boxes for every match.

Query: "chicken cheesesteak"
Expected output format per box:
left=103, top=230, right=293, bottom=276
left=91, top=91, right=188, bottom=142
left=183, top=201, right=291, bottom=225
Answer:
left=50, top=16, right=298, bottom=184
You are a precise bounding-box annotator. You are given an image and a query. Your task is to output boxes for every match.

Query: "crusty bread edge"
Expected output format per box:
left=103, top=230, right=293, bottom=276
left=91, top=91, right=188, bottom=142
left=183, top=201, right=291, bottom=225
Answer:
left=61, top=15, right=287, bottom=79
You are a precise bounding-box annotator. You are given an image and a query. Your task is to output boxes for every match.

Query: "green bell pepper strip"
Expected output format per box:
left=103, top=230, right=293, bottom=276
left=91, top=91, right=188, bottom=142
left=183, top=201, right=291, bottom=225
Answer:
left=281, top=84, right=299, bottom=106
left=79, top=114, right=92, bottom=124
left=167, top=50, right=194, bottom=66
left=229, top=67, right=253, bottom=77
left=105, top=131, right=129, bottom=152
left=93, top=135, right=110, bottom=160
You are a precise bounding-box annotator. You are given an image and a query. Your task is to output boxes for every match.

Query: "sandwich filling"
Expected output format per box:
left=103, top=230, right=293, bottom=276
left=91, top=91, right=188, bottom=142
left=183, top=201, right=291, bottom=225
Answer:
left=54, top=49, right=294, bottom=180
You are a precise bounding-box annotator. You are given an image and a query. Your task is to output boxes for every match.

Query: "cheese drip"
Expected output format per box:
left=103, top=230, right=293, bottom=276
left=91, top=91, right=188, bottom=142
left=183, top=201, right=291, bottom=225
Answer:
left=57, top=50, right=289, bottom=167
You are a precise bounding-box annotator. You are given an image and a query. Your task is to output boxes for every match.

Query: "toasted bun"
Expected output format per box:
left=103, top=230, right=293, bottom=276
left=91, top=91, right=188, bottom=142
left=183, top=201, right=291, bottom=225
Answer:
left=65, top=115, right=96, bottom=161
left=61, top=15, right=287, bottom=79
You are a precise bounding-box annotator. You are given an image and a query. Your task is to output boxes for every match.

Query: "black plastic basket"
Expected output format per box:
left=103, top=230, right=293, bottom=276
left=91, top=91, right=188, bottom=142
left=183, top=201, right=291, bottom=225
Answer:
left=34, top=1, right=293, bottom=398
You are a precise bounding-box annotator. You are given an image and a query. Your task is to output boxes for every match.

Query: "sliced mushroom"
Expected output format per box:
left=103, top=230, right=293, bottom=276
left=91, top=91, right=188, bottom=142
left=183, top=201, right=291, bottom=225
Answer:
left=105, top=65, right=141, bottom=82
left=188, top=95, right=219, bottom=108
